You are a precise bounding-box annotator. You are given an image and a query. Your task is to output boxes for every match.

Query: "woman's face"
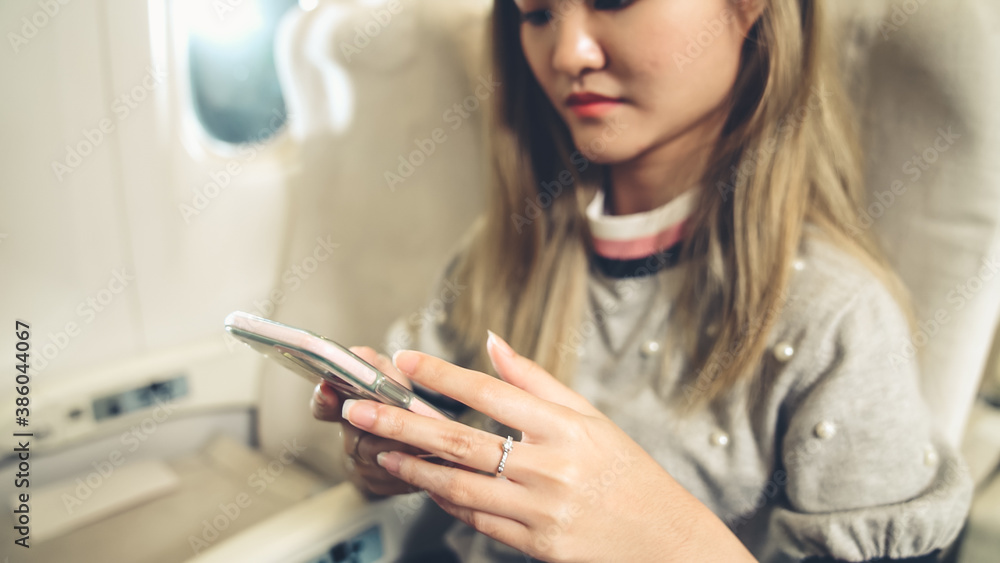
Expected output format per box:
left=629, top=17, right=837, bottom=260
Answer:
left=514, top=0, right=760, bottom=164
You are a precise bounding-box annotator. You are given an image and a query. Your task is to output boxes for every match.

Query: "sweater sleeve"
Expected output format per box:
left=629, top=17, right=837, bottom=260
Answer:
left=766, top=280, right=972, bottom=562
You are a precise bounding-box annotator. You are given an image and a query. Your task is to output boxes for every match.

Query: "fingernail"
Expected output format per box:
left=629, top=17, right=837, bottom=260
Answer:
left=342, top=399, right=377, bottom=428
left=487, top=330, right=515, bottom=357
left=377, top=451, right=402, bottom=472
left=485, top=332, right=502, bottom=375
left=392, top=349, right=416, bottom=375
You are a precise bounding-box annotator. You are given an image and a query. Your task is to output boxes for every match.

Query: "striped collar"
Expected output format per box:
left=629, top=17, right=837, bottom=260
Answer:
left=586, top=187, right=696, bottom=278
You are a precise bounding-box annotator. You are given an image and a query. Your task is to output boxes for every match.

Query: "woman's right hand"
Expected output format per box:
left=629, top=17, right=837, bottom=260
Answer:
left=310, top=346, right=424, bottom=497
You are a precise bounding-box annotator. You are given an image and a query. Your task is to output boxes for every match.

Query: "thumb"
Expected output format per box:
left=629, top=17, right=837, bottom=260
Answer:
left=486, top=330, right=601, bottom=417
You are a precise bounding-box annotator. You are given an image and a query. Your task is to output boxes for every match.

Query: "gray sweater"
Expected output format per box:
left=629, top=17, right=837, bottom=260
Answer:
left=385, top=230, right=972, bottom=562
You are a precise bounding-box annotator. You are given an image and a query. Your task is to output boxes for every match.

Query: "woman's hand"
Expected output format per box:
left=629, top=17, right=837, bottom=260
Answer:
left=339, top=333, right=756, bottom=562
left=310, top=346, right=422, bottom=497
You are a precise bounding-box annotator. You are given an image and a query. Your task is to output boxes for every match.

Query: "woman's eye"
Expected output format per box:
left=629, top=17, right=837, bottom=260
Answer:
left=519, top=0, right=635, bottom=26
left=521, top=9, right=554, bottom=27
left=593, top=0, right=635, bottom=10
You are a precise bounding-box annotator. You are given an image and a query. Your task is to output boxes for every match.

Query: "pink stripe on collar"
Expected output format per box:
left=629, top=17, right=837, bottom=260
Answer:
left=586, top=187, right=695, bottom=260
left=592, top=221, right=687, bottom=260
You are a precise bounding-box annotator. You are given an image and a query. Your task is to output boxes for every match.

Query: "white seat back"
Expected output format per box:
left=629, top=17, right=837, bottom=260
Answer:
left=258, top=0, right=491, bottom=475
left=832, top=0, right=1000, bottom=446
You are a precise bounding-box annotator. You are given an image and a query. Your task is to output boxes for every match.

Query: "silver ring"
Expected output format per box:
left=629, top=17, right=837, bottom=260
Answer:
left=496, top=435, right=513, bottom=477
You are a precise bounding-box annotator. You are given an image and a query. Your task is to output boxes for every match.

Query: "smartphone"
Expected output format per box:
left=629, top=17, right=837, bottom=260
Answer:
left=224, top=311, right=451, bottom=420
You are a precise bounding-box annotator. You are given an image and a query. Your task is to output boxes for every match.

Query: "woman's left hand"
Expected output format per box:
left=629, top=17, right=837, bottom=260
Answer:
left=340, top=332, right=755, bottom=562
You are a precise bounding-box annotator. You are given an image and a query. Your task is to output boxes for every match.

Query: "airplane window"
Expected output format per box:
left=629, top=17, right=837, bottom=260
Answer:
left=176, top=0, right=300, bottom=144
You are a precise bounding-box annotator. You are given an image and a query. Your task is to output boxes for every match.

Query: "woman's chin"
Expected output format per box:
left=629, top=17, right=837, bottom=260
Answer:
left=563, top=132, right=629, bottom=162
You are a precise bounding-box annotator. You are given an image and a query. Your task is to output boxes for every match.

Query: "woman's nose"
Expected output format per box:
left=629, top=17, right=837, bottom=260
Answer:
left=550, top=9, right=606, bottom=78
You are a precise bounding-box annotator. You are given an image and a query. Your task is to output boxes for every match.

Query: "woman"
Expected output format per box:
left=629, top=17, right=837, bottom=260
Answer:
left=312, top=0, right=971, bottom=560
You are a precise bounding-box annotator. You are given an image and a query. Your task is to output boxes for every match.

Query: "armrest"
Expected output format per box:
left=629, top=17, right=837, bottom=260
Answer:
left=191, top=482, right=454, bottom=563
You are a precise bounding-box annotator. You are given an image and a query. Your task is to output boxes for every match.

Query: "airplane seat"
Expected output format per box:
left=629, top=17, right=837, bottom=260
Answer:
left=199, top=1, right=1000, bottom=561
left=826, top=1, right=1000, bottom=560
left=254, top=0, right=490, bottom=485
left=195, top=0, right=491, bottom=561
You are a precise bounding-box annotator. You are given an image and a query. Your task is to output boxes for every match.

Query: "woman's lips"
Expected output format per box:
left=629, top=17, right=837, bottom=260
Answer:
left=565, top=93, right=624, bottom=118
left=568, top=100, right=623, bottom=118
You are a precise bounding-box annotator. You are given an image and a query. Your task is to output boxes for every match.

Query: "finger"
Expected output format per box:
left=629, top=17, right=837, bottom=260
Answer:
left=487, top=331, right=602, bottom=417
left=311, top=381, right=344, bottom=422
left=354, top=431, right=426, bottom=465
left=377, top=451, right=533, bottom=522
left=348, top=453, right=421, bottom=493
left=390, top=350, right=570, bottom=439
left=427, top=492, right=533, bottom=554
left=349, top=346, right=411, bottom=388
left=342, top=428, right=424, bottom=496
left=341, top=425, right=424, bottom=464
left=343, top=399, right=536, bottom=482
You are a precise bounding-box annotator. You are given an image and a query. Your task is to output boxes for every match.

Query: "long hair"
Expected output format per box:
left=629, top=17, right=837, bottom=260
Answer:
left=443, top=0, right=910, bottom=407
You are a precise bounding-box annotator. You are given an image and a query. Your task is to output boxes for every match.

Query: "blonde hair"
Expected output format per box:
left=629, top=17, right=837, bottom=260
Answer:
left=444, top=0, right=910, bottom=407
